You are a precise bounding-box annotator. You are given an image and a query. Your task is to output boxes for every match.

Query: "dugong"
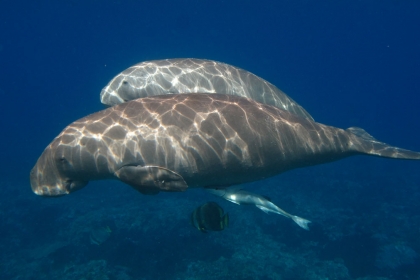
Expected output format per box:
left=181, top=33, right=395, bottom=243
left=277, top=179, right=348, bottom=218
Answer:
left=31, top=94, right=420, bottom=197
left=100, top=58, right=313, bottom=120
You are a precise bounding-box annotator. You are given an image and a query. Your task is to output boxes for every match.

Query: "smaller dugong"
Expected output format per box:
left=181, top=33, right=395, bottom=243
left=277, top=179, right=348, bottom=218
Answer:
left=100, top=58, right=313, bottom=120
left=30, top=93, right=420, bottom=198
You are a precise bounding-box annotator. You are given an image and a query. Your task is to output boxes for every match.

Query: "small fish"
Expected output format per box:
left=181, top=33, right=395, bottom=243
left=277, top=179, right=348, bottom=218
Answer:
left=89, top=226, right=112, bottom=245
left=207, top=188, right=311, bottom=230
left=191, top=202, right=229, bottom=233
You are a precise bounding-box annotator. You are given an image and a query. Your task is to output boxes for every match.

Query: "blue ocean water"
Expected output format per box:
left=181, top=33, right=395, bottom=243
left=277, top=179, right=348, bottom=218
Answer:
left=0, top=1, right=419, bottom=279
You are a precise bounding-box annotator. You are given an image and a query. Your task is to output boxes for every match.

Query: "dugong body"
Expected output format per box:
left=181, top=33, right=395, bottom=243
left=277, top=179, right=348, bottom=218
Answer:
left=100, top=58, right=313, bottom=120
left=31, top=94, right=420, bottom=196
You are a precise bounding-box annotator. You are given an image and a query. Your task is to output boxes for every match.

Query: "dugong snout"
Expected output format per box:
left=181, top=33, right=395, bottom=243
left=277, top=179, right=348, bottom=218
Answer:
left=30, top=147, right=88, bottom=196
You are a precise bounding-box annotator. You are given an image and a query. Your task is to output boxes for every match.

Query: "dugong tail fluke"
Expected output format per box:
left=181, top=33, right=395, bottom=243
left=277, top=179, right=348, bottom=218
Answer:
left=348, top=127, right=420, bottom=160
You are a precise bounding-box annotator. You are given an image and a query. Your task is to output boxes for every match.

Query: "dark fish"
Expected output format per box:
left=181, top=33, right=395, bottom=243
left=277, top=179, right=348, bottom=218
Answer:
left=191, top=202, right=229, bottom=232
left=89, top=226, right=111, bottom=245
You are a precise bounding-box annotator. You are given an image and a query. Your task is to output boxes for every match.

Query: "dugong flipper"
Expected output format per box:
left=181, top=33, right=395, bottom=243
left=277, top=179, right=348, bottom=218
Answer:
left=30, top=94, right=420, bottom=197
left=115, top=166, right=188, bottom=194
left=100, top=58, right=313, bottom=120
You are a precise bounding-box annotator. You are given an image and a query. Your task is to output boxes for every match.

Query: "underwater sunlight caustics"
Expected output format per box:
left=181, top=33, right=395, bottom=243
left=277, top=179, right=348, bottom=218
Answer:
left=100, top=58, right=313, bottom=120
left=30, top=93, right=420, bottom=202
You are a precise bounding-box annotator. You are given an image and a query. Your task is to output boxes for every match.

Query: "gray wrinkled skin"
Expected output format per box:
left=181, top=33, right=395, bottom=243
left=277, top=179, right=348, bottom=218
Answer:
left=100, top=58, right=313, bottom=120
left=31, top=94, right=420, bottom=197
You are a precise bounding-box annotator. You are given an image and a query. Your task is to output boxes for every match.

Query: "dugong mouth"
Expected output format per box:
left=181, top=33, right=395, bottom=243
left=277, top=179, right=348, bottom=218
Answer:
left=30, top=167, right=87, bottom=196
left=30, top=182, right=67, bottom=196
left=32, top=185, right=69, bottom=196
left=30, top=168, right=66, bottom=196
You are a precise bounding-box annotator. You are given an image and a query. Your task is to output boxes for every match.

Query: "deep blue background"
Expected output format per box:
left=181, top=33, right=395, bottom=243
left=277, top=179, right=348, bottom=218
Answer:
left=0, top=1, right=419, bottom=278
left=0, top=0, right=419, bottom=186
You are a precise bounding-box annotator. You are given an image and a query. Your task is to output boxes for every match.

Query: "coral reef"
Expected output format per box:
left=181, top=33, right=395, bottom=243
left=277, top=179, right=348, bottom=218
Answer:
left=0, top=163, right=419, bottom=279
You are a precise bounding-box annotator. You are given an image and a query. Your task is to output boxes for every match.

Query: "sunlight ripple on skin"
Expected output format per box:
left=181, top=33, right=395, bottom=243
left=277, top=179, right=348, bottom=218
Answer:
left=31, top=94, right=420, bottom=197
left=100, top=58, right=314, bottom=121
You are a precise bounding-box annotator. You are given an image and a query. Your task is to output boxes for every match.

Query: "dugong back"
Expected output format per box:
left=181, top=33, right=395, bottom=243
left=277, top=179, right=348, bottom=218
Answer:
left=100, top=58, right=313, bottom=121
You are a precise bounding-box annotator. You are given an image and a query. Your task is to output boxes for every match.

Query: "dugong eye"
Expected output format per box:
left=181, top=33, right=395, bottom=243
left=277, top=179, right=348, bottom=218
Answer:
left=122, top=80, right=129, bottom=85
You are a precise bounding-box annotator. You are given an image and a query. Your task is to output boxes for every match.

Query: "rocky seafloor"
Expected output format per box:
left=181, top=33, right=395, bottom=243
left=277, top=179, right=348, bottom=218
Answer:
left=1, top=158, right=419, bottom=280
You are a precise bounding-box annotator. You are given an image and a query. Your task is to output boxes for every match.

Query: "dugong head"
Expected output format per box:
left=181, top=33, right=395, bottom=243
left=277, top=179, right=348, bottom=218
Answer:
left=30, top=137, right=90, bottom=196
left=100, top=64, right=161, bottom=106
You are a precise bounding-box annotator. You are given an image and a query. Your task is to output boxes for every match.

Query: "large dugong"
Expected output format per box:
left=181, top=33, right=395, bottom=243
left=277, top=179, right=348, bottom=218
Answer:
left=100, top=58, right=313, bottom=120
left=31, top=94, right=420, bottom=196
